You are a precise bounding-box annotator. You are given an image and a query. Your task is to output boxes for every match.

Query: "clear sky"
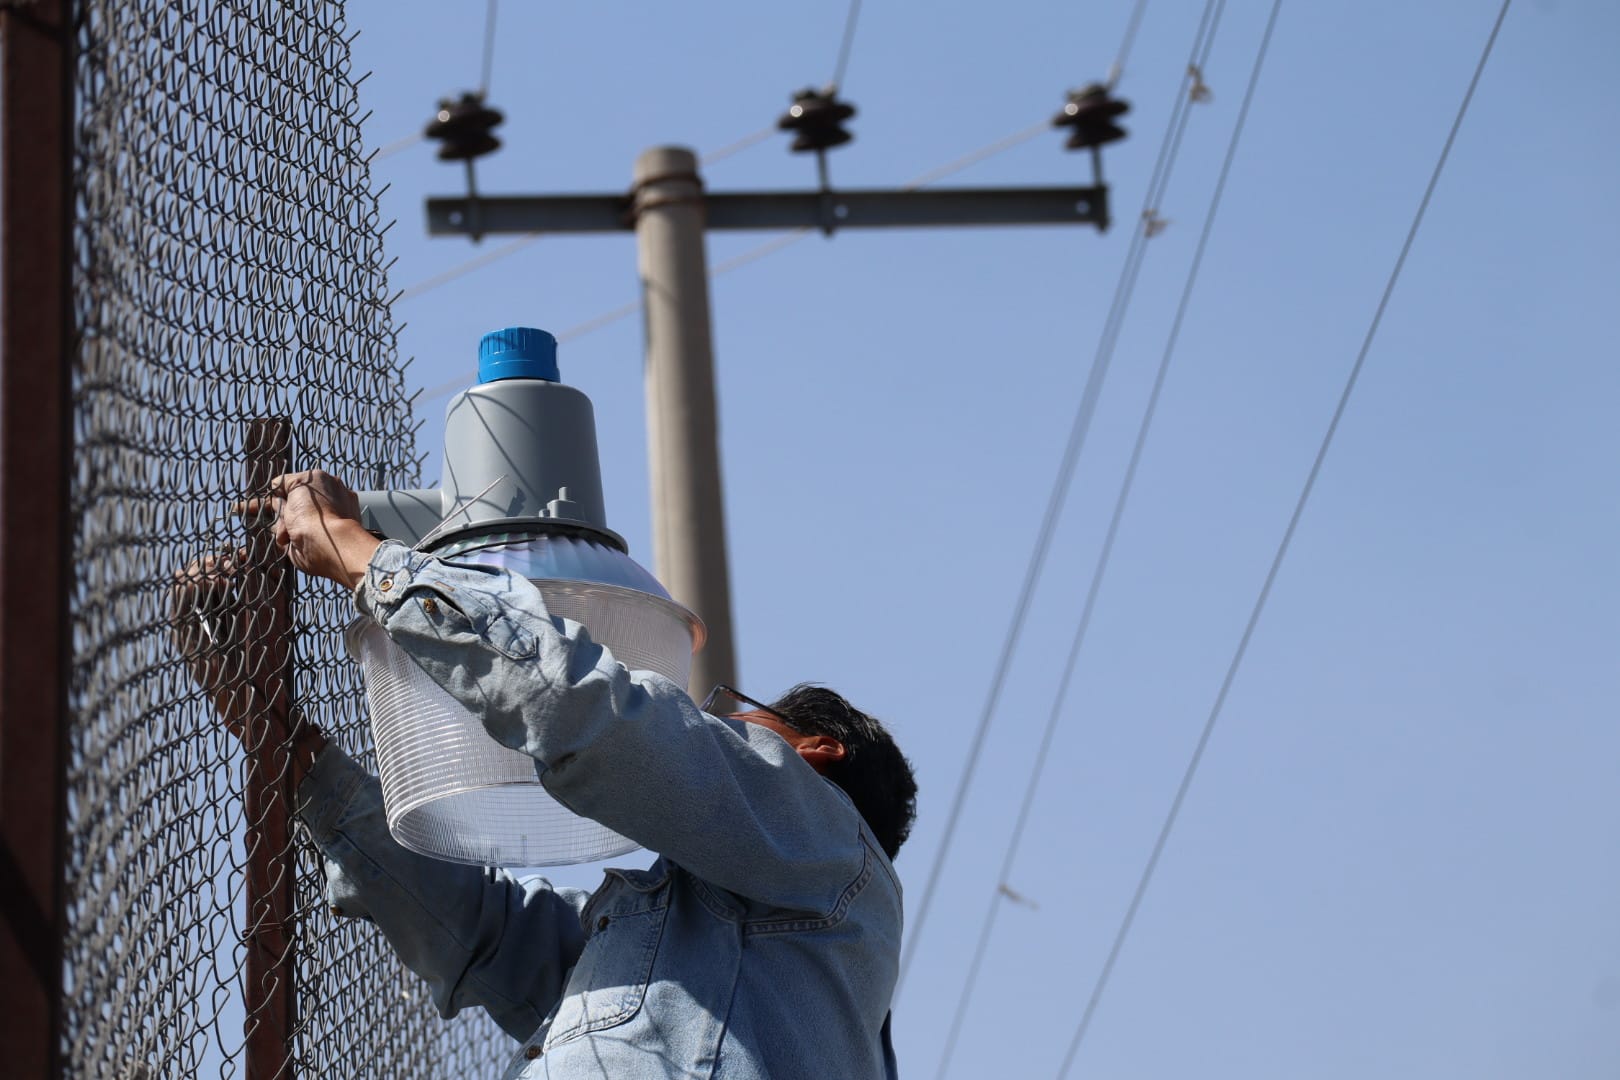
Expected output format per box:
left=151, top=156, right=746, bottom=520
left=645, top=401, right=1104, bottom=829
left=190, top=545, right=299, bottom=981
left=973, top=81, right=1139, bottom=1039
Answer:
left=343, top=1, right=1620, bottom=1075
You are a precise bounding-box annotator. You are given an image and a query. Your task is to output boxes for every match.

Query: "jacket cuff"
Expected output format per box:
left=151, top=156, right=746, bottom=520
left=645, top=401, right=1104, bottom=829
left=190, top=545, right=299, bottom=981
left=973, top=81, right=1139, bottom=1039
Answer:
left=296, top=743, right=372, bottom=842
left=353, top=539, right=425, bottom=620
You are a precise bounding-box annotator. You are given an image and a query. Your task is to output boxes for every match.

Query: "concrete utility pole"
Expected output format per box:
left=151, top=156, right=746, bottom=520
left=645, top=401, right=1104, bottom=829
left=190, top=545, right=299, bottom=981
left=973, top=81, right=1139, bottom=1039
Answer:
left=630, top=147, right=735, bottom=700
left=425, top=144, right=1110, bottom=697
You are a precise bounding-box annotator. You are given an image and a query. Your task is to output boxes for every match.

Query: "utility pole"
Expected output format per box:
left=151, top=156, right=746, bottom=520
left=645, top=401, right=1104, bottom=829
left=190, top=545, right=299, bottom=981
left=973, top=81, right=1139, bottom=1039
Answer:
left=422, top=88, right=1123, bottom=696
left=631, top=147, right=736, bottom=699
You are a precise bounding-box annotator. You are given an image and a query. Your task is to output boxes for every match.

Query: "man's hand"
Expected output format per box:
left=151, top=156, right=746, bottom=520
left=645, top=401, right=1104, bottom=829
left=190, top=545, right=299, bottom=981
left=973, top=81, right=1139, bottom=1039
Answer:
left=236, top=469, right=382, bottom=590
left=170, top=548, right=258, bottom=740
left=170, top=548, right=329, bottom=781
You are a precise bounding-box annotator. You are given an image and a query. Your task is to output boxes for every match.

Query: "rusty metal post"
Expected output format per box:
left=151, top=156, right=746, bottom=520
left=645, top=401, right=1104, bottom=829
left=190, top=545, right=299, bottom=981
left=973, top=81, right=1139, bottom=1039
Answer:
left=242, top=419, right=298, bottom=1079
left=0, top=0, right=74, bottom=1076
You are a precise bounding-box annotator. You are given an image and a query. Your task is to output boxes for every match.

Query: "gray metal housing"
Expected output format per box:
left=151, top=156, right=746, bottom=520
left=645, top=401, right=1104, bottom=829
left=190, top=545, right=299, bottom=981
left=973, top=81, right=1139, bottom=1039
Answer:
left=358, top=376, right=622, bottom=551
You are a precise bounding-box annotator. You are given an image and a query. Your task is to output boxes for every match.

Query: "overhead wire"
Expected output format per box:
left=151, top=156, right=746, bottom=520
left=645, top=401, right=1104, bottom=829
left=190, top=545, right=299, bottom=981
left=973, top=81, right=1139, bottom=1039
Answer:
left=1106, top=0, right=1155, bottom=88
left=371, top=130, right=424, bottom=163
left=928, top=2, right=1283, bottom=1076
left=478, top=0, right=500, bottom=97
left=700, top=126, right=780, bottom=166
left=830, top=0, right=865, bottom=91
left=898, top=0, right=1229, bottom=1000
left=1055, top=1, right=1513, bottom=1073
left=396, top=234, right=542, bottom=302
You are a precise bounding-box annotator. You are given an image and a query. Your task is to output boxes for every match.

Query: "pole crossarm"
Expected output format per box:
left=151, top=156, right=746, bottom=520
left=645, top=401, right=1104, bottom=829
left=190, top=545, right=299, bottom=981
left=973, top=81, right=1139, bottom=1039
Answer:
left=427, top=184, right=1109, bottom=237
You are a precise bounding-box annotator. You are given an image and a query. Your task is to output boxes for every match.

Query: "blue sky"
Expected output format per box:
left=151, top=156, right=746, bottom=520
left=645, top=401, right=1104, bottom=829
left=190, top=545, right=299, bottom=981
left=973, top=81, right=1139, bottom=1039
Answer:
left=344, top=1, right=1620, bottom=1075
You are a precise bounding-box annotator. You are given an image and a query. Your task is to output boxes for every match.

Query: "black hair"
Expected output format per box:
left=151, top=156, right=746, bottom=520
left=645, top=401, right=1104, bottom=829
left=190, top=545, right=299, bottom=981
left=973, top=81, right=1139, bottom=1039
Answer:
left=769, top=684, right=918, bottom=860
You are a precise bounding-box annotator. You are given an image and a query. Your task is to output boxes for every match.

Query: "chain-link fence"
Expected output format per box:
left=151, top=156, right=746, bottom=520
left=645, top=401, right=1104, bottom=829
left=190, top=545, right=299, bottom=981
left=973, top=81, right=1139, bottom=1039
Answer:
left=63, top=0, right=512, bottom=1074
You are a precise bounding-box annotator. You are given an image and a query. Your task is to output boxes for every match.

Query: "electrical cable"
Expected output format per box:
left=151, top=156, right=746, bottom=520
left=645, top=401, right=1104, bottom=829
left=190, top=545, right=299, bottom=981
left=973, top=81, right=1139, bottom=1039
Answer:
left=371, top=130, right=424, bottom=162
left=407, top=118, right=1056, bottom=404
left=701, top=126, right=780, bottom=166
left=898, top=0, right=1230, bottom=1001
left=396, top=234, right=542, bottom=302
left=830, top=0, right=865, bottom=91
left=1055, top=2, right=1512, bottom=1073
left=1106, top=0, right=1155, bottom=88
left=928, top=3, right=1283, bottom=1076
left=478, top=0, right=500, bottom=97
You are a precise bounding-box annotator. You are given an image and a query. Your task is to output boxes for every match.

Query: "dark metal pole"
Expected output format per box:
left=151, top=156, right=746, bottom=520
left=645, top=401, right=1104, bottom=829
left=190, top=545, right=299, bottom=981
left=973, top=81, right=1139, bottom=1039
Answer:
left=0, top=0, right=74, bottom=1075
left=242, top=418, right=298, bottom=1080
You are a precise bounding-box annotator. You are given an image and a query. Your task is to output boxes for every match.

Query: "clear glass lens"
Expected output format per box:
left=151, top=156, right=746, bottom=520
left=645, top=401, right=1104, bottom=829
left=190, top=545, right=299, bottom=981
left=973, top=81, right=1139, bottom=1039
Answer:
left=350, top=544, right=704, bottom=866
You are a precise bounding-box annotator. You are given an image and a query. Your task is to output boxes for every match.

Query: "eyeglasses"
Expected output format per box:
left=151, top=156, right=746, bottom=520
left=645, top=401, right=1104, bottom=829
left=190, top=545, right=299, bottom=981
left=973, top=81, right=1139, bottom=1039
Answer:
left=700, top=684, right=796, bottom=728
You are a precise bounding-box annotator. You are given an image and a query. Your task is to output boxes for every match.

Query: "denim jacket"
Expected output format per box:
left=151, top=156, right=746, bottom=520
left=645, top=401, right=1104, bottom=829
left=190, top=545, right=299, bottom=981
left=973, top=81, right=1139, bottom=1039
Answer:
left=296, top=541, right=903, bottom=1078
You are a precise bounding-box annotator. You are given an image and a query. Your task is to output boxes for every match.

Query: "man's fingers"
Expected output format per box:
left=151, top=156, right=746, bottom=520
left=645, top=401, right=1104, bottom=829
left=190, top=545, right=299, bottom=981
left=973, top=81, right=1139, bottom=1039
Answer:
left=267, top=470, right=313, bottom=496
left=267, top=470, right=328, bottom=501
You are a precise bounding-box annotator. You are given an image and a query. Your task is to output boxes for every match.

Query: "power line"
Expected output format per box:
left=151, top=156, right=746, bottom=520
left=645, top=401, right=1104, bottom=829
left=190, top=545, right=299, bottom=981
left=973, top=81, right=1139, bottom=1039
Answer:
left=371, top=130, right=424, bottom=162
left=930, top=2, right=1283, bottom=1076
left=394, top=233, right=542, bottom=303
left=1107, top=0, right=1155, bottom=88
left=407, top=118, right=1056, bottom=404
left=830, top=0, right=865, bottom=91
left=700, top=126, right=779, bottom=166
left=898, top=0, right=1230, bottom=1002
left=478, top=0, right=499, bottom=97
left=1055, top=2, right=1512, bottom=1073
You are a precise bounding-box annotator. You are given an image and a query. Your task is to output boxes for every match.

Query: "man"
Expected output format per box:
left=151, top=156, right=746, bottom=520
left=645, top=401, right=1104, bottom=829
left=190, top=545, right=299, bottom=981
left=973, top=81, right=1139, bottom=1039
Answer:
left=174, top=469, right=918, bottom=1078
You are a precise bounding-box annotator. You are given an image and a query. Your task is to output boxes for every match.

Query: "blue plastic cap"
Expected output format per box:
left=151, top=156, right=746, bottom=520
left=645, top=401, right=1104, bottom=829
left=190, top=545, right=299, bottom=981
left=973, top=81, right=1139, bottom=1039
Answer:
left=478, top=327, right=560, bottom=383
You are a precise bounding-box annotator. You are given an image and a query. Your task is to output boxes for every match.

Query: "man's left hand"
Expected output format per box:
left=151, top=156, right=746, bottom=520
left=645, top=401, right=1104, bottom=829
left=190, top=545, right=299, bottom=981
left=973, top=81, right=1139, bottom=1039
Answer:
left=235, top=469, right=381, bottom=590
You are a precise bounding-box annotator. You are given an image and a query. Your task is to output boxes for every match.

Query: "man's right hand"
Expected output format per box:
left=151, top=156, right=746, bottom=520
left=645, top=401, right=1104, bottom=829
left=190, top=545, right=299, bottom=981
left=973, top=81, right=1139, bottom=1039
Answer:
left=170, top=548, right=261, bottom=740
left=169, top=549, right=328, bottom=780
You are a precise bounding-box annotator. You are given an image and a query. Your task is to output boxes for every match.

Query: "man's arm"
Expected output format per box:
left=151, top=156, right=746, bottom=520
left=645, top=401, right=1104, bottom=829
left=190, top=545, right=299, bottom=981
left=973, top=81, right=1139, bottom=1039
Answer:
left=354, top=541, right=870, bottom=915
left=254, top=468, right=869, bottom=913
left=169, top=503, right=591, bottom=1041
left=296, top=742, right=589, bottom=1041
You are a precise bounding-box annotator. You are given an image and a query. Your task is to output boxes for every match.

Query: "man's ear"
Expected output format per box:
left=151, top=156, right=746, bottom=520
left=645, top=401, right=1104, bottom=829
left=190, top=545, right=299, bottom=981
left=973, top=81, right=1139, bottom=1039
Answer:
left=796, top=735, right=847, bottom=774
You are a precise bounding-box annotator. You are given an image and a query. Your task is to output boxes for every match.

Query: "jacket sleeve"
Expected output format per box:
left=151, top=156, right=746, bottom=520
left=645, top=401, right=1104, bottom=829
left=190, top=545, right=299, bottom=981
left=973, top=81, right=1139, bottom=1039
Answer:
left=296, top=743, right=590, bottom=1041
left=352, top=540, right=869, bottom=916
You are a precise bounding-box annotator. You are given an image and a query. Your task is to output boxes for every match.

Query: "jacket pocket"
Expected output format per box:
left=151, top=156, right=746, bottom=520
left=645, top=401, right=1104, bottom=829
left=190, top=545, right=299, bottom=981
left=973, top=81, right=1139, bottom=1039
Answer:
left=542, top=866, right=672, bottom=1051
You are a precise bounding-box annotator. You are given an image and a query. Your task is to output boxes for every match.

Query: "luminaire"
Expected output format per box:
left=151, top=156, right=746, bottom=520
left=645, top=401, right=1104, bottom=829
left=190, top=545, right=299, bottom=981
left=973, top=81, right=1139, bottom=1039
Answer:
left=350, top=327, right=703, bottom=866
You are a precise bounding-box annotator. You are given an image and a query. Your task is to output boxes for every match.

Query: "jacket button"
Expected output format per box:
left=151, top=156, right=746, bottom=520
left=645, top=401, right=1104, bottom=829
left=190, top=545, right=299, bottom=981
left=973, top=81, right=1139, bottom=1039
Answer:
left=524, top=1046, right=542, bottom=1060
left=378, top=578, right=392, bottom=592
left=596, top=916, right=610, bottom=931
left=422, top=597, right=437, bottom=615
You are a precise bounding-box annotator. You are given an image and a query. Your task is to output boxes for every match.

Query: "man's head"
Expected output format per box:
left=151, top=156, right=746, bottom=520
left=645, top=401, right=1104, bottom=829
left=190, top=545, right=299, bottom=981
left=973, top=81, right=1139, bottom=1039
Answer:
left=737, top=684, right=918, bottom=861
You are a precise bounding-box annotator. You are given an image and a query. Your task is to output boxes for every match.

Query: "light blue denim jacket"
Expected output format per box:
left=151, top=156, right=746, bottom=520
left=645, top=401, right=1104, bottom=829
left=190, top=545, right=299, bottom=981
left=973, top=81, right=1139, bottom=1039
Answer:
left=296, top=541, right=903, bottom=1078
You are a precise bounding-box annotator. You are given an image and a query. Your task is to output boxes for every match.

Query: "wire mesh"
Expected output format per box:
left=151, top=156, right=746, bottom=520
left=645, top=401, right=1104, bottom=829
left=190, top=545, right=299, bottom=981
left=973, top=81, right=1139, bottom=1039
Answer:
left=64, top=0, right=513, bottom=1075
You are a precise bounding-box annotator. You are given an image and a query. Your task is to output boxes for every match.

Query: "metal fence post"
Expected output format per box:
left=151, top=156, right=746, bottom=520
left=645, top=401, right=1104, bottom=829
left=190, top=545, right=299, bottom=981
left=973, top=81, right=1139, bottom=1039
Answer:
left=243, top=418, right=298, bottom=1079
left=0, top=0, right=74, bottom=1075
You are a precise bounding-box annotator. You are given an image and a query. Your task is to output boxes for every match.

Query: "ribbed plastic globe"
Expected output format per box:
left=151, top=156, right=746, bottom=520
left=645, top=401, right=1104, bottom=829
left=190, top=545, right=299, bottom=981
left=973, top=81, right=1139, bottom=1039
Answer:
left=347, top=532, right=705, bottom=867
